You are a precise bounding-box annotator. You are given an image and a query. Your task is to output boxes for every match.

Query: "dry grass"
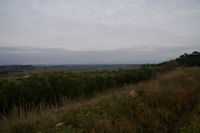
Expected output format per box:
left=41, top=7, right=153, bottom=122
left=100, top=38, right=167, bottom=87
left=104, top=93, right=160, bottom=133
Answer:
left=0, top=67, right=200, bottom=133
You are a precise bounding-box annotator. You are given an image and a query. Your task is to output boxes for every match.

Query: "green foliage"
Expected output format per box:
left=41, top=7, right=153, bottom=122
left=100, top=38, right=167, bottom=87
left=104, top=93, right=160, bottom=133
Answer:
left=0, top=66, right=160, bottom=114
left=54, top=67, right=200, bottom=133
left=176, top=51, right=200, bottom=66
left=1, top=67, right=200, bottom=133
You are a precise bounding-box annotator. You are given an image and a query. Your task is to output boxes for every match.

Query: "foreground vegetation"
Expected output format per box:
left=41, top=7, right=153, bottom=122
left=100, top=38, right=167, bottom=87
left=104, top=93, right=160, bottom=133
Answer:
left=0, top=66, right=160, bottom=114
left=0, top=67, right=200, bottom=133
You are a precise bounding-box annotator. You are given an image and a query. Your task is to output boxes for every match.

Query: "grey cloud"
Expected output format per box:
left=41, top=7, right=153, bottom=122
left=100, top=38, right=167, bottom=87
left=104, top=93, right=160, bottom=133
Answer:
left=0, top=0, right=200, bottom=50
left=0, top=0, right=199, bottom=64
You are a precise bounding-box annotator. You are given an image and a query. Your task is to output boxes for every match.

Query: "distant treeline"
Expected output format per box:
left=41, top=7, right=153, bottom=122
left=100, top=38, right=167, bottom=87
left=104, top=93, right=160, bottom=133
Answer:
left=0, top=65, right=34, bottom=75
left=0, top=64, right=140, bottom=77
left=0, top=66, right=160, bottom=114
left=176, top=51, right=200, bottom=66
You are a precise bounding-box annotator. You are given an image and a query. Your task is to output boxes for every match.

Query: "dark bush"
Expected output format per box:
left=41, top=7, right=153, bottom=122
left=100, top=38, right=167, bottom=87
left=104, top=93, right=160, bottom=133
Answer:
left=0, top=66, right=161, bottom=114
left=176, top=51, right=200, bottom=66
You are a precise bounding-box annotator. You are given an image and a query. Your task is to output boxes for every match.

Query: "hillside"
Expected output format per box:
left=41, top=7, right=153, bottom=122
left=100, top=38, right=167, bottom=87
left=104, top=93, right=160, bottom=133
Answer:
left=1, top=0, right=199, bottom=132
left=0, top=67, right=200, bottom=133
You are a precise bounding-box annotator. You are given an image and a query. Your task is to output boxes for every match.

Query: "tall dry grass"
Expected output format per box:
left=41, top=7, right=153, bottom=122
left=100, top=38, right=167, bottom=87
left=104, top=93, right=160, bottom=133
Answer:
left=0, top=67, right=200, bottom=133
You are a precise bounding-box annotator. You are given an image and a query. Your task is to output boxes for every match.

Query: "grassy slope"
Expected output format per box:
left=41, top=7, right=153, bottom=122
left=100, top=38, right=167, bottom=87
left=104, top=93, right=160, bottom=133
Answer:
left=0, top=67, right=200, bottom=133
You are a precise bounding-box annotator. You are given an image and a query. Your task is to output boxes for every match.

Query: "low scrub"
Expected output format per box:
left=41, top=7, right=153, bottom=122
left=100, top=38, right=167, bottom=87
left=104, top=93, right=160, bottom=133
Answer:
left=0, top=66, right=160, bottom=114
left=1, top=67, right=200, bottom=133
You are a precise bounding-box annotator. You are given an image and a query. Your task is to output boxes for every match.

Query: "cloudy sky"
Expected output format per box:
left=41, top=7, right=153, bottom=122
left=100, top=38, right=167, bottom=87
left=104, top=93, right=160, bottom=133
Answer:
left=0, top=0, right=200, bottom=64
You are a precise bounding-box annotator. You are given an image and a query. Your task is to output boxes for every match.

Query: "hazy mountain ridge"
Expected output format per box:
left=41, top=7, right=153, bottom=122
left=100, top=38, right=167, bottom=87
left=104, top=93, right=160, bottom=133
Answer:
left=1, top=45, right=200, bottom=65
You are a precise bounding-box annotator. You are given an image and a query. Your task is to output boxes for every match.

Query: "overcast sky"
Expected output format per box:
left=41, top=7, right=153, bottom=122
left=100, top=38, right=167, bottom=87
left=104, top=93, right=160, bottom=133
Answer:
left=0, top=0, right=200, bottom=64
